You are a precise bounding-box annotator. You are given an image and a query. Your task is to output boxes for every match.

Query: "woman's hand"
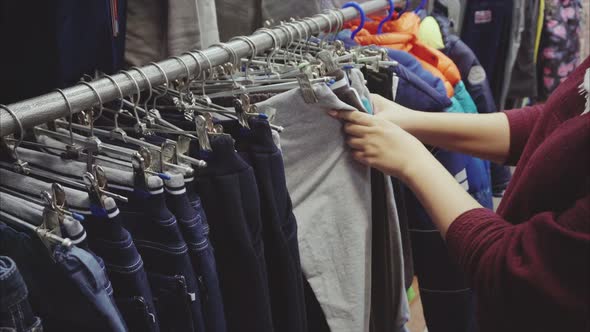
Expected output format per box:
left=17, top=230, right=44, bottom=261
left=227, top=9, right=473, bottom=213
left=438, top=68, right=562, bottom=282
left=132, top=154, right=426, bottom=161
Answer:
left=328, top=109, right=431, bottom=181
left=370, top=93, right=417, bottom=131
left=329, top=108, right=483, bottom=238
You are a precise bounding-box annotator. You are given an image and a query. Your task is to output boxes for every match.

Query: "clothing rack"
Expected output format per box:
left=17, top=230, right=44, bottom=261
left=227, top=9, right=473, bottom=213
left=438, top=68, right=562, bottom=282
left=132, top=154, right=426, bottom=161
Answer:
left=0, top=0, right=398, bottom=137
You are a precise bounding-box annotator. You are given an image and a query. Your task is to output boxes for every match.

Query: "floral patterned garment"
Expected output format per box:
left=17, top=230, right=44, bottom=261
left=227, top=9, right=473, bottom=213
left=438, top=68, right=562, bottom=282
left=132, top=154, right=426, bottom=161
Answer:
left=538, top=0, right=583, bottom=100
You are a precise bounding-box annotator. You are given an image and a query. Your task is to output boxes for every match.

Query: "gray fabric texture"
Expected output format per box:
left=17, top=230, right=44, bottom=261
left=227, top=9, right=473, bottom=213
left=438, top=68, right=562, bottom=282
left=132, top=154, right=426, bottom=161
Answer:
left=0, top=168, right=91, bottom=211
left=369, top=170, right=411, bottom=332
left=257, top=84, right=373, bottom=332
left=215, top=0, right=320, bottom=41
left=126, top=0, right=220, bottom=66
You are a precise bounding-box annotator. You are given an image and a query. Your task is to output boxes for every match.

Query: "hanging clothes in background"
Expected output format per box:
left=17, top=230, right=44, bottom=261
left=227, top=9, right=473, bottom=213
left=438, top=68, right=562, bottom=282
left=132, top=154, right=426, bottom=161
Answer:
left=214, top=0, right=320, bottom=42
left=537, top=0, right=583, bottom=100
left=0, top=0, right=127, bottom=104
left=334, top=8, right=501, bottom=331
left=504, top=0, right=542, bottom=104
left=125, top=0, right=220, bottom=66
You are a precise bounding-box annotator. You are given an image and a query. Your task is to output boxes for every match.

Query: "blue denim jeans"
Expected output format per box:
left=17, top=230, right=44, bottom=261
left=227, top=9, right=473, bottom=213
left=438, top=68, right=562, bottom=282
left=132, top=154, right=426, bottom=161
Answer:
left=222, top=118, right=307, bottom=332
left=114, top=182, right=205, bottom=332
left=0, top=223, right=127, bottom=332
left=165, top=177, right=226, bottom=332
left=192, top=134, right=274, bottom=332
left=84, top=201, right=160, bottom=332
left=0, top=256, right=42, bottom=332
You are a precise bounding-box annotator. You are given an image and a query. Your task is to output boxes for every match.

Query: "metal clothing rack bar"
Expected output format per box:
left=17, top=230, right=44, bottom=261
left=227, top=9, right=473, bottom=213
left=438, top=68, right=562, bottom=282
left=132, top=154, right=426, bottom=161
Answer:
left=0, top=0, right=397, bottom=136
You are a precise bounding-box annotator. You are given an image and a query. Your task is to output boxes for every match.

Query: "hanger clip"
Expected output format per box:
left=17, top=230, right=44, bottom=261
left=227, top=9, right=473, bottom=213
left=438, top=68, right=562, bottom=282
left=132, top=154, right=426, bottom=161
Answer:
left=160, top=140, right=179, bottom=172
left=296, top=74, right=319, bottom=104
left=195, top=114, right=213, bottom=152
left=0, top=137, right=31, bottom=175
left=40, top=190, right=64, bottom=240
left=131, top=150, right=149, bottom=193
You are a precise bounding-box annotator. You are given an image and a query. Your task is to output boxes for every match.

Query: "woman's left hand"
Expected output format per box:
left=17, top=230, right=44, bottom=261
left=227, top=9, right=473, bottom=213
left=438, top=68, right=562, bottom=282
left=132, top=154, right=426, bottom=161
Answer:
left=328, top=110, right=430, bottom=181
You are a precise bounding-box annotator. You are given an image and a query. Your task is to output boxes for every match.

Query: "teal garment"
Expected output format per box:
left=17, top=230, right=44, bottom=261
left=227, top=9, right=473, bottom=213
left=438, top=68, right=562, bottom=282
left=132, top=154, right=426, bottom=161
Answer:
left=361, top=98, right=373, bottom=115
left=453, top=81, right=478, bottom=114
left=445, top=96, right=465, bottom=113
left=446, top=83, right=494, bottom=209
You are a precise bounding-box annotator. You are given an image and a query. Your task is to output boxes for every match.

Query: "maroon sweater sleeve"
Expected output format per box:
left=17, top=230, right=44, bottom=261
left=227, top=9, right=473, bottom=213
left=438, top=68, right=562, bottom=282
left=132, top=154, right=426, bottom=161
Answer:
left=445, top=196, right=590, bottom=329
left=503, top=104, right=544, bottom=166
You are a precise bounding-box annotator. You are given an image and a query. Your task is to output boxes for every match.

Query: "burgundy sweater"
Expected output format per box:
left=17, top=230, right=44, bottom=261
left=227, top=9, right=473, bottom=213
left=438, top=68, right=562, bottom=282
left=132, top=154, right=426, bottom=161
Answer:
left=446, top=56, right=590, bottom=332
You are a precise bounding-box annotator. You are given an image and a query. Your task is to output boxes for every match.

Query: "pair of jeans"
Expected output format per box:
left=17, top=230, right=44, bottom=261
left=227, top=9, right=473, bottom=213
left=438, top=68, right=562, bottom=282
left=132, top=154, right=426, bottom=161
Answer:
left=0, top=256, right=42, bottom=332
left=114, top=179, right=205, bottom=332
left=84, top=198, right=160, bottom=332
left=165, top=174, right=226, bottom=332
left=191, top=134, right=274, bottom=332
left=222, top=118, right=307, bottom=332
left=0, top=223, right=127, bottom=332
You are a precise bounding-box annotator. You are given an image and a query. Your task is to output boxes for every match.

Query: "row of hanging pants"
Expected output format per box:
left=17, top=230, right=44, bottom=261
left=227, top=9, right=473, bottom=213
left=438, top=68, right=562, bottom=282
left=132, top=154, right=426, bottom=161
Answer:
left=0, top=115, right=308, bottom=331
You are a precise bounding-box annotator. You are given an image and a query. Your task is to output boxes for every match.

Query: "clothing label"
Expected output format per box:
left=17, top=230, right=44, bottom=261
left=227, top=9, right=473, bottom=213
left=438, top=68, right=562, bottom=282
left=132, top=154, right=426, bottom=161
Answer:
left=474, top=10, right=492, bottom=24
left=391, top=75, right=400, bottom=101
left=189, top=292, right=196, bottom=302
left=467, top=65, right=487, bottom=85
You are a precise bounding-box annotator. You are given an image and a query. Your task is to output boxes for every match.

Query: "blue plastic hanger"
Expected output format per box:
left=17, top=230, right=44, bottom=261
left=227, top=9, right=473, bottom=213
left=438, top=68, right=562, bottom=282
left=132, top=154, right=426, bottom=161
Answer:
left=377, top=0, right=395, bottom=34
left=414, top=0, right=427, bottom=13
left=342, top=2, right=366, bottom=39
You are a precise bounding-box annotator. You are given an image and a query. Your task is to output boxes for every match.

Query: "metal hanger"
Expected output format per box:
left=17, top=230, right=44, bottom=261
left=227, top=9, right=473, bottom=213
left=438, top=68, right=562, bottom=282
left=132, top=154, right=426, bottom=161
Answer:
left=0, top=192, right=73, bottom=248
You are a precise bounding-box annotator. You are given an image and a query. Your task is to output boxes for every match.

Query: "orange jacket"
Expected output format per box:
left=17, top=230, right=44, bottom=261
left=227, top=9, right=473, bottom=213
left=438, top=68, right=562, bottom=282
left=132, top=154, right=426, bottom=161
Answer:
left=351, top=13, right=461, bottom=96
left=346, top=12, right=419, bottom=35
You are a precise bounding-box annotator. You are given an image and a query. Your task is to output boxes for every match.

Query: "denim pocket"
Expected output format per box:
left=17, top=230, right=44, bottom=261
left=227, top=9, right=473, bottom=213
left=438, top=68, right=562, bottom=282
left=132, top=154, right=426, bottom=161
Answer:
left=148, top=273, right=195, bottom=332
left=115, top=296, right=159, bottom=332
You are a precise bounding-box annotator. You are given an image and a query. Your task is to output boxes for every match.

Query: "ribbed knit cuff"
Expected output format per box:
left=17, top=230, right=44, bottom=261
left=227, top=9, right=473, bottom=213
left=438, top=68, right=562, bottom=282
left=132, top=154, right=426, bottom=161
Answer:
left=446, top=208, right=500, bottom=268
left=503, top=105, right=541, bottom=166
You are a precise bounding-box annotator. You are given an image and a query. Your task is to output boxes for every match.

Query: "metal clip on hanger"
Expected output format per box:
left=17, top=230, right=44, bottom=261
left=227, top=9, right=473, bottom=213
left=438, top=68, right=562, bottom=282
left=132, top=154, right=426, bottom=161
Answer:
left=0, top=104, right=30, bottom=174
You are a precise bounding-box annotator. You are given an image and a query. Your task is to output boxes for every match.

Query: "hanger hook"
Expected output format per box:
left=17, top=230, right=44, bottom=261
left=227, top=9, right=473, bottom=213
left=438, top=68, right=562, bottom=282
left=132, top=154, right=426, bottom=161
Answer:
left=377, top=0, right=395, bottom=34
left=342, top=2, right=366, bottom=40
left=182, top=52, right=203, bottom=83
left=299, top=19, right=316, bottom=54
left=333, top=9, right=346, bottom=34
left=130, top=66, right=153, bottom=111
left=101, top=74, right=124, bottom=130
left=53, top=88, right=75, bottom=145
left=119, top=70, right=143, bottom=125
left=316, top=13, right=333, bottom=47
left=150, top=62, right=170, bottom=110
left=192, top=50, right=213, bottom=98
left=171, top=56, right=191, bottom=100
left=0, top=104, right=24, bottom=160
left=255, top=28, right=280, bottom=70
left=276, top=24, right=294, bottom=64
left=212, top=43, right=238, bottom=68
left=78, top=81, right=104, bottom=137
left=229, top=36, right=258, bottom=79
left=285, top=20, right=305, bottom=58
left=289, top=19, right=307, bottom=57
